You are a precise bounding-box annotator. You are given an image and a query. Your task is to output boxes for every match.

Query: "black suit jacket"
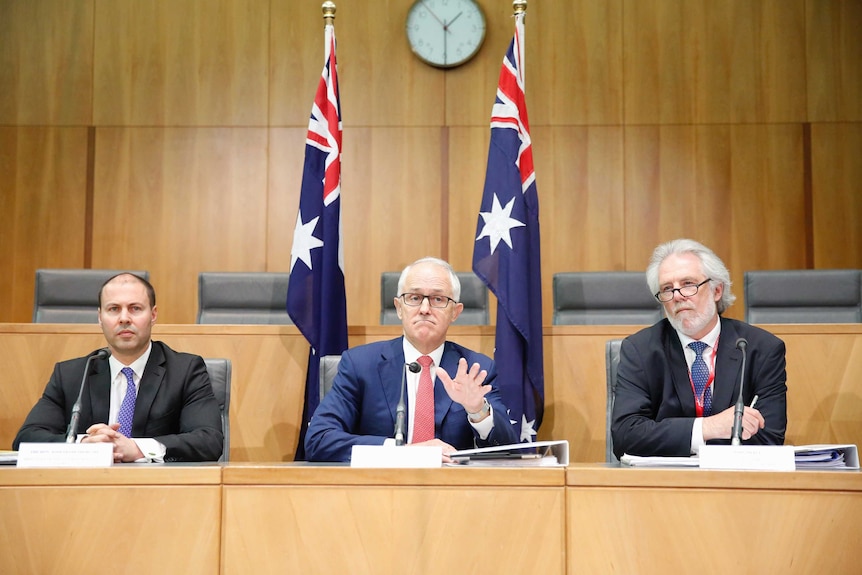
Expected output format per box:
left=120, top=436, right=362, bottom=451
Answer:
left=611, top=317, right=787, bottom=458
left=13, top=341, right=223, bottom=462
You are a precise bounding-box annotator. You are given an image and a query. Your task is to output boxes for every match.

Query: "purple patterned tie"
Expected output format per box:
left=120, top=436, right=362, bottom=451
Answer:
left=688, top=341, right=712, bottom=416
left=117, top=367, right=137, bottom=437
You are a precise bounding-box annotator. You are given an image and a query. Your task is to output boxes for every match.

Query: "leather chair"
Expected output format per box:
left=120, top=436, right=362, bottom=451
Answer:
left=605, top=339, right=623, bottom=463
left=319, top=354, right=342, bottom=401
left=553, top=272, right=662, bottom=325
left=197, top=272, right=294, bottom=324
left=744, top=269, right=862, bottom=323
left=203, top=358, right=232, bottom=462
left=380, top=271, right=490, bottom=325
left=33, top=269, right=150, bottom=323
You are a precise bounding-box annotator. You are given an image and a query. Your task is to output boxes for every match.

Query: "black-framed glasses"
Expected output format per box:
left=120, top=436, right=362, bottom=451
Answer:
left=399, top=293, right=455, bottom=309
left=654, top=278, right=711, bottom=302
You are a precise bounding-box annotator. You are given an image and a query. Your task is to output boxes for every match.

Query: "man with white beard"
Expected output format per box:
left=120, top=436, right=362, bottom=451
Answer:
left=611, top=239, right=787, bottom=459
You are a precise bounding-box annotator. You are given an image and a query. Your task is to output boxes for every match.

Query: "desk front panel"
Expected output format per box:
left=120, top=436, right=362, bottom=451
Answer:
left=0, top=466, right=221, bottom=575
left=221, top=465, right=566, bottom=575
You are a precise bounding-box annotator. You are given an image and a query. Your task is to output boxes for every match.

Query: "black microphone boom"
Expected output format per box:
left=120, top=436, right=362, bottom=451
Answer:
left=394, top=361, right=421, bottom=446
left=66, top=348, right=110, bottom=443
left=731, top=338, right=748, bottom=446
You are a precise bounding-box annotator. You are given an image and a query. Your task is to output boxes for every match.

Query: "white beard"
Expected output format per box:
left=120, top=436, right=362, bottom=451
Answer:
left=667, top=301, right=717, bottom=338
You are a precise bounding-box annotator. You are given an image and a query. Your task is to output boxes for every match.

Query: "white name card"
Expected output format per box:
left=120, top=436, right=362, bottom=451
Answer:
left=699, top=445, right=795, bottom=471
left=17, top=442, right=113, bottom=468
left=350, top=445, right=442, bottom=468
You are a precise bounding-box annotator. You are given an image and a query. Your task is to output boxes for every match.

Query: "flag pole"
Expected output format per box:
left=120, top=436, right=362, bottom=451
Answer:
left=513, top=0, right=527, bottom=15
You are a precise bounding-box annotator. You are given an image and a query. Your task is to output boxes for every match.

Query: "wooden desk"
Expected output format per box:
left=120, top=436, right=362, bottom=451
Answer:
left=566, top=464, right=862, bottom=574
left=221, top=464, right=566, bottom=575
left=0, top=465, right=222, bottom=574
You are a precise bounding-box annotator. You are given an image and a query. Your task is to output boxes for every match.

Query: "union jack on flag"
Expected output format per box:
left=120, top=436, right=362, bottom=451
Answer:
left=287, top=21, right=348, bottom=460
left=472, top=11, right=544, bottom=443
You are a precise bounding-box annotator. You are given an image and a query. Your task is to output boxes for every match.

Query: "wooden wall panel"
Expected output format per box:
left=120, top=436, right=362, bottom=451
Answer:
left=623, top=0, right=807, bottom=124
left=811, top=123, right=862, bottom=268
left=0, top=0, right=93, bottom=125
left=806, top=0, right=862, bottom=122
left=93, top=0, right=270, bottom=126
left=92, top=127, right=269, bottom=324
left=0, top=128, right=89, bottom=323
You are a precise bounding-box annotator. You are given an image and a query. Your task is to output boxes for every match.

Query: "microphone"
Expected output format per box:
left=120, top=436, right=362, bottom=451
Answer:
left=394, top=361, right=421, bottom=446
left=66, top=348, right=110, bottom=443
left=731, top=338, right=748, bottom=446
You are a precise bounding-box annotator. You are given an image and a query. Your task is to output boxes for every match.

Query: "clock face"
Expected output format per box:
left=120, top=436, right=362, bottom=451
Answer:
left=406, top=0, right=486, bottom=69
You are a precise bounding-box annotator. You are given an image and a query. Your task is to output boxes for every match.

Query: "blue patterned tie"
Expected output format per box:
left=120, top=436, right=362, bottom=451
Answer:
left=688, top=341, right=712, bottom=416
left=117, top=367, right=137, bottom=437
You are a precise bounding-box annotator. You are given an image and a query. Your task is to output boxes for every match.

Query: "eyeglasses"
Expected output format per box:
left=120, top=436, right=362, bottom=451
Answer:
left=654, top=278, right=711, bottom=302
left=399, top=293, right=455, bottom=308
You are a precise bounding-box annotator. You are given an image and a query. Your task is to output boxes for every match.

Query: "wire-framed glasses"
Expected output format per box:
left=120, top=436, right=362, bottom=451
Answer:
left=654, top=278, right=711, bottom=302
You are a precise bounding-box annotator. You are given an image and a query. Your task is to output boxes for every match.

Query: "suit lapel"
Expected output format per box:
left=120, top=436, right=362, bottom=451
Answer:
left=663, top=325, right=696, bottom=416
left=88, top=358, right=112, bottom=424
left=134, top=342, right=166, bottom=435
left=712, top=318, right=743, bottom=411
left=378, top=338, right=406, bottom=421
left=435, top=343, right=457, bottom=426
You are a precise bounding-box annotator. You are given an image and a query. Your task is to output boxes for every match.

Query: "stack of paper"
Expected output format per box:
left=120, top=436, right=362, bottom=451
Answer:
left=794, top=445, right=859, bottom=470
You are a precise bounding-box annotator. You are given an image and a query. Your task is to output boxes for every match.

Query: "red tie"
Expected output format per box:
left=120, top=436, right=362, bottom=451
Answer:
left=412, top=355, right=435, bottom=443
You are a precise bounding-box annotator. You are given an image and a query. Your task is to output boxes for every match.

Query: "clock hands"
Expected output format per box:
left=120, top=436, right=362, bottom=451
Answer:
left=416, top=1, right=467, bottom=66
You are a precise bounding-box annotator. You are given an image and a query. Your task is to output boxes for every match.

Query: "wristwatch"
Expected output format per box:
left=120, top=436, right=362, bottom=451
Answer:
left=467, top=398, right=491, bottom=422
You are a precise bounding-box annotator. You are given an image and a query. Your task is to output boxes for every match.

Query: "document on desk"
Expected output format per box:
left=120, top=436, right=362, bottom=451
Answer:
left=794, top=444, right=859, bottom=470
left=620, top=454, right=700, bottom=468
left=449, top=440, right=569, bottom=467
left=0, top=450, right=17, bottom=465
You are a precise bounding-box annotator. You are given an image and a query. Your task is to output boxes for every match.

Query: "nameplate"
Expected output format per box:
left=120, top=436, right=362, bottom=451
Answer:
left=17, top=442, right=113, bottom=468
left=350, top=445, right=442, bottom=468
left=699, top=445, right=795, bottom=471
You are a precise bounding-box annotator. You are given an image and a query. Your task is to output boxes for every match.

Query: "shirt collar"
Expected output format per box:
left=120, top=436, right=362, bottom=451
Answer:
left=676, top=318, right=722, bottom=351
left=108, top=341, right=153, bottom=381
left=402, top=338, right=445, bottom=369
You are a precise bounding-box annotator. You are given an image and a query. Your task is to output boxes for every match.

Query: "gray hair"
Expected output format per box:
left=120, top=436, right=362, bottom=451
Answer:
left=646, top=238, right=736, bottom=314
left=397, top=257, right=461, bottom=302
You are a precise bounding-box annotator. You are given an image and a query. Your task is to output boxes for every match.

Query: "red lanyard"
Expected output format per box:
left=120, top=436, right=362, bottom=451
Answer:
left=689, top=337, right=719, bottom=417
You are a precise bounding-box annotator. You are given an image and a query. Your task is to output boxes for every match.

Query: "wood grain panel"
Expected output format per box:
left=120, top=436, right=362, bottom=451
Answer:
left=93, top=0, right=269, bottom=126
left=272, top=0, right=445, bottom=128
left=624, top=0, right=807, bottom=124
left=0, top=0, right=94, bottom=125
left=223, top=484, right=564, bottom=575
left=811, top=123, right=862, bottom=268
left=92, top=127, right=269, bottom=324
left=806, top=0, right=862, bottom=121
left=568, top=483, right=862, bottom=574
left=0, top=128, right=89, bottom=323
left=0, top=480, right=220, bottom=574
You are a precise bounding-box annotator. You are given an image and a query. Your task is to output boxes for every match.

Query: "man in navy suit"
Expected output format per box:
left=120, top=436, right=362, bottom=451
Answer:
left=611, top=239, right=787, bottom=459
left=14, top=273, right=223, bottom=462
left=305, top=257, right=518, bottom=462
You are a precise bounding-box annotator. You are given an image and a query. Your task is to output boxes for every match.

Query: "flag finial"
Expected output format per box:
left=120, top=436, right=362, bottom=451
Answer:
left=322, top=1, right=336, bottom=24
left=513, top=0, right=527, bottom=15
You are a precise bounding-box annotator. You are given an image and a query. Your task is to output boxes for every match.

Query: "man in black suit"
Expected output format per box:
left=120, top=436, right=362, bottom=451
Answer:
left=14, top=273, right=223, bottom=462
left=611, top=239, right=787, bottom=459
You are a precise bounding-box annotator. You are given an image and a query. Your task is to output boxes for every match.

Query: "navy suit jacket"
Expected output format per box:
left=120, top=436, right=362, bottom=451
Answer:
left=611, top=317, right=787, bottom=458
left=305, top=337, right=519, bottom=462
left=13, top=341, right=223, bottom=462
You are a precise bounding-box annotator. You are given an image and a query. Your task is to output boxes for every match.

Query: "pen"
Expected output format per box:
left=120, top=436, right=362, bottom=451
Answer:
left=750, top=395, right=759, bottom=409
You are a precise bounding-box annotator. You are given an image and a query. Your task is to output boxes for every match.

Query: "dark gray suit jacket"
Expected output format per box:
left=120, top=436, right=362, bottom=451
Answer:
left=611, top=317, right=787, bottom=458
left=13, top=341, right=223, bottom=462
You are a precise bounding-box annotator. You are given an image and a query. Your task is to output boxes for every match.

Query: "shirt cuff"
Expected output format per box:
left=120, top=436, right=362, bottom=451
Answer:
left=469, top=405, right=495, bottom=440
left=132, top=438, right=166, bottom=463
left=690, top=418, right=705, bottom=455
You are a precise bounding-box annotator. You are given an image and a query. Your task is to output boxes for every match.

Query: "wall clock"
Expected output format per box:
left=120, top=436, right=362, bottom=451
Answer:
left=406, top=0, right=486, bottom=69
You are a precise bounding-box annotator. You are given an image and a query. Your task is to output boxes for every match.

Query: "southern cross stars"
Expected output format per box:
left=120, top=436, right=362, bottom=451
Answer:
left=475, top=193, right=525, bottom=254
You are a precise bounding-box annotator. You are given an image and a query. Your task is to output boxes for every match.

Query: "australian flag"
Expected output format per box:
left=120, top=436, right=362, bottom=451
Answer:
left=472, top=11, right=544, bottom=443
left=287, top=21, right=348, bottom=460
